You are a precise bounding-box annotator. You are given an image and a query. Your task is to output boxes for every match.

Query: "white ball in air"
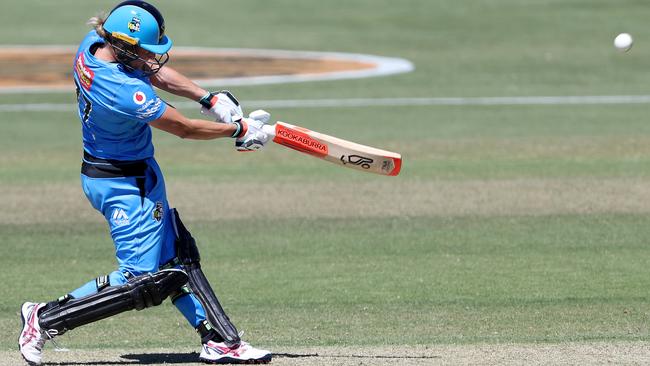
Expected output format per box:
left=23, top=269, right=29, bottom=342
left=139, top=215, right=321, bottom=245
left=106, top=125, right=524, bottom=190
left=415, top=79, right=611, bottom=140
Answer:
left=614, top=33, right=633, bottom=52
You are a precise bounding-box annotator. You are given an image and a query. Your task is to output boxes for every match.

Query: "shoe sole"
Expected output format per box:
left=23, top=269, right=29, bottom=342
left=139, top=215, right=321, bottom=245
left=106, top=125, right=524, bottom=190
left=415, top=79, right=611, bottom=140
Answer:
left=18, top=302, right=28, bottom=351
left=18, top=302, right=41, bottom=366
left=200, top=354, right=272, bottom=364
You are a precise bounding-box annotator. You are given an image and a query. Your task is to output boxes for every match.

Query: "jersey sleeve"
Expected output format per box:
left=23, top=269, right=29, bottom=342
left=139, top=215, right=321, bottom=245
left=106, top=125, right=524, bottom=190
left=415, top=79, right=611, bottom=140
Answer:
left=111, top=79, right=167, bottom=124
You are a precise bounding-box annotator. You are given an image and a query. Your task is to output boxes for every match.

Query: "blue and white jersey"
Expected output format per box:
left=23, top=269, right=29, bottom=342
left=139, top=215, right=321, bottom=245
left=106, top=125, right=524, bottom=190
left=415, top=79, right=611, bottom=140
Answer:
left=73, top=30, right=166, bottom=161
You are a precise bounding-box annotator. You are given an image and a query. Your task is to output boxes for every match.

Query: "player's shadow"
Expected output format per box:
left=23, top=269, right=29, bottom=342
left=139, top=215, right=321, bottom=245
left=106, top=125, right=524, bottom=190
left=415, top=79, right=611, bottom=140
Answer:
left=123, top=352, right=200, bottom=364
left=120, top=352, right=321, bottom=363
left=121, top=352, right=200, bottom=363
left=275, top=352, right=441, bottom=360
left=47, top=352, right=199, bottom=365
left=48, top=351, right=440, bottom=364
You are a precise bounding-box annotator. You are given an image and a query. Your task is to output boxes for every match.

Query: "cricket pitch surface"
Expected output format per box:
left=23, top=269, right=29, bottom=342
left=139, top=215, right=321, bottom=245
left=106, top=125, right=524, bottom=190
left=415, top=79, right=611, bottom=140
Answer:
left=3, top=343, right=650, bottom=365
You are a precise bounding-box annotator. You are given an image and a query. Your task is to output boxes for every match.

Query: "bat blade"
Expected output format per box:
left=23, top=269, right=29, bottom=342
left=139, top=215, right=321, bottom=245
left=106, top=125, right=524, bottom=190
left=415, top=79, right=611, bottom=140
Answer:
left=263, top=121, right=402, bottom=176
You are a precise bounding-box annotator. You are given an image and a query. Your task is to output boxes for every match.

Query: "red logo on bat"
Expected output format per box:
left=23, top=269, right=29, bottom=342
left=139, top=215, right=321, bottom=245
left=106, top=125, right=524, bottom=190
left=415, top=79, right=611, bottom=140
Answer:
left=274, top=124, right=328, bottom=157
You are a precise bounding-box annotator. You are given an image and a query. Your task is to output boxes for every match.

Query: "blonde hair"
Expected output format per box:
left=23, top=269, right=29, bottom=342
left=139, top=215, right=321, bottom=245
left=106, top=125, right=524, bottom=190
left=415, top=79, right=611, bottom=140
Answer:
left=87, top=12, right=108, bottom=38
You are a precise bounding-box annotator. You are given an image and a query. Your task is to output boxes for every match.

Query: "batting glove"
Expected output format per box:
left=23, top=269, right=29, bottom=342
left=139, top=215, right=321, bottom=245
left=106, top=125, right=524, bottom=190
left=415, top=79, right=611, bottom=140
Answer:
left=235, top=110, right=271, bottom=152
left=199, top=90, right=243, bottom=123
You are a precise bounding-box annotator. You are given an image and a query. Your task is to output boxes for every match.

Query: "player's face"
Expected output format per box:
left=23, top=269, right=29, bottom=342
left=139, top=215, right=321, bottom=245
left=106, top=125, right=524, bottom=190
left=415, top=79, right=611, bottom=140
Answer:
left=130, top=47, right=168, bottom=75
left=118, top=44, right=168, bottom=76
left=130, top=48, right=156, bottom=70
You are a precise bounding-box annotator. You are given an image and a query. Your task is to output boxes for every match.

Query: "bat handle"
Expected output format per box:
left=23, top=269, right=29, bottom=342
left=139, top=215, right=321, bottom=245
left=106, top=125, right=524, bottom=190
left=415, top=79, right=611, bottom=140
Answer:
left=262, top=123, right=277, bottom=137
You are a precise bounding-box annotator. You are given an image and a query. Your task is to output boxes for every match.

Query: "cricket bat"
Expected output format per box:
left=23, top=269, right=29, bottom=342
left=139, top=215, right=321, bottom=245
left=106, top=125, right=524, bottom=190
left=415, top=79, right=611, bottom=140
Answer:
left=261, top=121, right=402, bottom=176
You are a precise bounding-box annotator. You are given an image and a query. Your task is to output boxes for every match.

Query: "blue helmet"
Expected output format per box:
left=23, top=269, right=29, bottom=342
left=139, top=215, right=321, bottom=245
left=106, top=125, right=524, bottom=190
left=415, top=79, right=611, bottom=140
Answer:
left=103, top=1, right=172, bottom=55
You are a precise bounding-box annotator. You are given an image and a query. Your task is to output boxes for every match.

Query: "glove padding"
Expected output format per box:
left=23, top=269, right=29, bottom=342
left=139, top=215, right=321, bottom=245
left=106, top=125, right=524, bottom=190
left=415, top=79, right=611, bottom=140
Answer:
left=235, top=110, right=271, bottom=152
left=199, top=90, right=243, bottom=123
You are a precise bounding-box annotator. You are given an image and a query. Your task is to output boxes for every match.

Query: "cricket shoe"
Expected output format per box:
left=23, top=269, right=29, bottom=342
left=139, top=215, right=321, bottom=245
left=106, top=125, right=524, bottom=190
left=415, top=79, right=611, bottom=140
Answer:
left=199, top=340, right=272, bottom=364
left=18, top=302, right=57, bottom=365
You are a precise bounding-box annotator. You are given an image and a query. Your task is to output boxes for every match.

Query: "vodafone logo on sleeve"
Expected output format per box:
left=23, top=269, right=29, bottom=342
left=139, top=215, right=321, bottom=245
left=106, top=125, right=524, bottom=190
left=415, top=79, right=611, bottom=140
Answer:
left=133, top=91, right=147, bottom=105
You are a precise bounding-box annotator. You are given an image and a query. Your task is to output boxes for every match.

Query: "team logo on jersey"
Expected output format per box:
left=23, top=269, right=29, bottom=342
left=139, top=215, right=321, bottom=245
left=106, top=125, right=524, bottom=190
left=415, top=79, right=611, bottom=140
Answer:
left=153, top=202, right=164, bottom=222
left=133, top=91, right=147, bottom=105
left=136, top=97, right=163, bottom=119
left=128, top=16, right=141, bottom=33
left=111, top=208, right=130, bottom=226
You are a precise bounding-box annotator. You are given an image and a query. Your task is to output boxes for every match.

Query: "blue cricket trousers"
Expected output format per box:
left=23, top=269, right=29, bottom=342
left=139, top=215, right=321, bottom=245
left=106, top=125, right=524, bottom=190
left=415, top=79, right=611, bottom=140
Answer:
left=70, top=153, right=206, bottom=327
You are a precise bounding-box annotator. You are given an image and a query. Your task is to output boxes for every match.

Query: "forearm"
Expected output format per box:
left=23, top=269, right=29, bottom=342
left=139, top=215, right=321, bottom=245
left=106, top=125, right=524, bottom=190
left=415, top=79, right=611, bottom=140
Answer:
left=150, top=66, right=207, bottom=101
left=150, top=106, right=242, bottom=140
left=182, top=119, right=239, bottom=140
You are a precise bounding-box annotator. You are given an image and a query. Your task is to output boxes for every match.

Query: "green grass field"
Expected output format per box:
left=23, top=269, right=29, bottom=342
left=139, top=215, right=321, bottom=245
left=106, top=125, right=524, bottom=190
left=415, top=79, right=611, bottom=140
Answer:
left=2, top=0, right=650, bottom=364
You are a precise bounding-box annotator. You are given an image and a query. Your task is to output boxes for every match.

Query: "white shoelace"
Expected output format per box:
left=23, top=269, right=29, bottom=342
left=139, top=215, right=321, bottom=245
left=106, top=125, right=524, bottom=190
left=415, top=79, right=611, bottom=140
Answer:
left=44, top=329, right=69, bottom=352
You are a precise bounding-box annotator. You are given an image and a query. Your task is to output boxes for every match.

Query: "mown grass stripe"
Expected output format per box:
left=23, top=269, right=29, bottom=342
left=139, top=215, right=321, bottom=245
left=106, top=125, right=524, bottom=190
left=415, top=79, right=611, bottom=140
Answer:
left=2, top=95, right=650, bottom=112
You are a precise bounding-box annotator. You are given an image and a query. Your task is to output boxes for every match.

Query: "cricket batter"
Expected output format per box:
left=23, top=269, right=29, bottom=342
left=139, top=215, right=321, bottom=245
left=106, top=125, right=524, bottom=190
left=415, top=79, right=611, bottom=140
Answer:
left=18, top=1, right=272, bottom=364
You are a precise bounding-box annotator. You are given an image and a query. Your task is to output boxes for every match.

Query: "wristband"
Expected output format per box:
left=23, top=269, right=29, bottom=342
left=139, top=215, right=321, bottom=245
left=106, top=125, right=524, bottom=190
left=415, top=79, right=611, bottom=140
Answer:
left=198, top=92, right=217, bottom=109
left=231, top=121, right=243, bottom=138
